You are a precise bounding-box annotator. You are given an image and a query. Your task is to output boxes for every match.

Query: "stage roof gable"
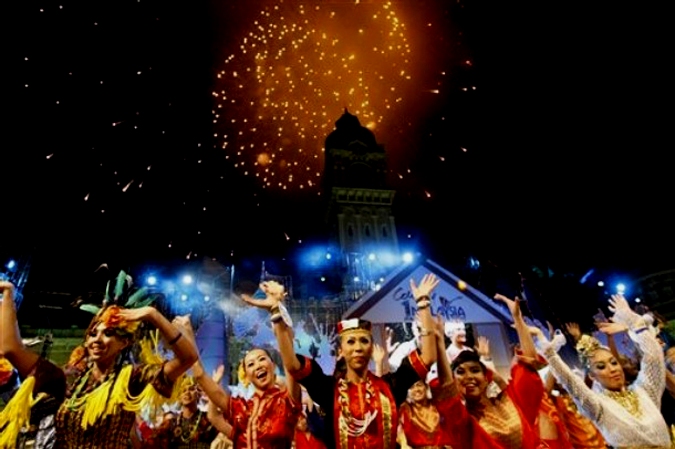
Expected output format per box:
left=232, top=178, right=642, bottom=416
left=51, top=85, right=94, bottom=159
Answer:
left=343, top=259, right=512, bottom=324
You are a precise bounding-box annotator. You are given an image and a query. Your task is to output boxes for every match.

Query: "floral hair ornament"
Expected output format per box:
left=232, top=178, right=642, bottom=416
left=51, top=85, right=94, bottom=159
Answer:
left=575, top=334, right=608, bottom=369
left=80, top=270, right=161, bottom=337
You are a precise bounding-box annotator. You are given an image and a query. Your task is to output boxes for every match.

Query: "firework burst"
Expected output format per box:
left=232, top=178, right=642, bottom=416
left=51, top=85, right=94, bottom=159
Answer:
left=213, top=0, right=415, bottom=192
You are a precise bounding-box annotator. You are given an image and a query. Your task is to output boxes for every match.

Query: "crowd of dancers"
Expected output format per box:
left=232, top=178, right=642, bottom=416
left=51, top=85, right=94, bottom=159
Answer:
left=1, top=272, right=674, bottom=449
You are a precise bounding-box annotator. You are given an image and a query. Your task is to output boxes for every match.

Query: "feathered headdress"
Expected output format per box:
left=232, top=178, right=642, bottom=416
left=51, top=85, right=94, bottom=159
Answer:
left=65, top=270, right=162, bottom=374
left=80, top=270, right=160, bottom=335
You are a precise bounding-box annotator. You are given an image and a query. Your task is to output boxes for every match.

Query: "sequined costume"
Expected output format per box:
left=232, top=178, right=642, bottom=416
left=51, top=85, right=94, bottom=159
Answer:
left=292, top=351, right=428, bottom=449
left=228, top=384, right=301, bottom=449
left=398, top=401, right=443, bottom=449
left=434, top=358, right=544, bottom=449
left=543, top=307, right=672, bottom=448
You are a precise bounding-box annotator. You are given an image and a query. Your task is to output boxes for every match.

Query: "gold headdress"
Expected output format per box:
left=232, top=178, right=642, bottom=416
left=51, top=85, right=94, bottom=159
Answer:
left=575, top=334, right=608, bottom=368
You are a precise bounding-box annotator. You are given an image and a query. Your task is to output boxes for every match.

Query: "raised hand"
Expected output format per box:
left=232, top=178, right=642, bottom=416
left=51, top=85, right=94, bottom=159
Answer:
left=173, top=315, right=194, bottom=339
left=475, top=336, right=491, bottom=358
left=608, top=294, right=631, bottom=315
left=372, top=343, right=386, bottom=365
left=494, top=293, right=522, bottom=320
left=212, top=364, right=225, bottom=384
left=564, top=322, right=582, bottom=342
left=240, top=280, right=287, bottom=310
left=385, top=327, right=399, bottom=355
left=0, top=281, right=15, bottom=302
left=410, top=274, right=440, bottom=300
left=118, top=306, right=157, bottom=323
left=596, top=321, right=628, bottom=335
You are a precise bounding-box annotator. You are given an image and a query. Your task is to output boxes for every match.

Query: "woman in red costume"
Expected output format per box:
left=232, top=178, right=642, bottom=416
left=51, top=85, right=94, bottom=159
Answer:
left=432, top=293, right=545, bottom=449
left=0, top=278, right=198, bottom=449
left=181, top=297, right=302, bottom=449
left=397, top=380, right=445, bottom=449
left=243, top=275, right=439, bottom=449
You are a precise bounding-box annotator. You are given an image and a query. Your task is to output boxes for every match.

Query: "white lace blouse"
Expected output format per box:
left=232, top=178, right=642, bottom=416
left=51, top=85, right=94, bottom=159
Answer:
left=544, top=308, right=672, bottom=448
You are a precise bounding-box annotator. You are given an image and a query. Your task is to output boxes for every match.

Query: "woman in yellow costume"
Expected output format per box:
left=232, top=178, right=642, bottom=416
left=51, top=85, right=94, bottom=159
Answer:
left=0, top=273, right=198, bottom=449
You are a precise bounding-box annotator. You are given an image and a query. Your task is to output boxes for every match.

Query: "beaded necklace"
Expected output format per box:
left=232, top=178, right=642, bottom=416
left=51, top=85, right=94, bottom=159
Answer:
left=604, top=388, right=641, bottom=417
left=64, top=367, right=113, bottom=411
left=337, top=375, right=378, bottom=437
left=175, top=410, right=203, bottom=443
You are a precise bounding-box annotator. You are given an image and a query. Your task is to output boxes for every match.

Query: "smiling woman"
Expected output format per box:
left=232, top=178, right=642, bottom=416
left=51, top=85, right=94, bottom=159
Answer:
left=244, top=275, right=439, bottom=449
left=539, top=294, right=673, bottom=448
left=182, top=319, right=302, bottom=449
left=431, top=294, right=545, bottom=449
left=0, top=277, right=198, bottom=449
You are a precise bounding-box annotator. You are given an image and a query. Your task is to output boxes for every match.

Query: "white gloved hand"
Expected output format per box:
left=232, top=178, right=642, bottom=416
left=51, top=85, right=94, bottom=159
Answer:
left=535, top=329, right=567, bottom=357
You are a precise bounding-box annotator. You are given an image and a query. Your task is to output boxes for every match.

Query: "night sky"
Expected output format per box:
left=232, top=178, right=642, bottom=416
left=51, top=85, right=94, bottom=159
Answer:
left=7, top=0, right=673, bottom=300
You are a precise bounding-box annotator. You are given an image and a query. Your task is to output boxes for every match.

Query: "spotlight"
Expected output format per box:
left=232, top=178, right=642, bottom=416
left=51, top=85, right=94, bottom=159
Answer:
left=597, top=281, right=605, bottom=287
left=146, top=276, right=157, bottom=286
left=6, top=260, right=16, bottom=271
left=180, top=294, right=188, bottom=301
left=368, top=253, right=376, bottom=261
left=182, top=275, right=193, bottom=285
left=616, top=283, right=626, bottom=294
left=402, top=252, right=413, bottom=264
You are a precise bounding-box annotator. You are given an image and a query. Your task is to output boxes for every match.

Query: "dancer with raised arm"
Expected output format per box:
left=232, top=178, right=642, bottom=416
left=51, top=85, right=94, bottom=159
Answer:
left=537, top=294, right=672, bottom=448
left=0, top=278, right=198, bottom=449
left=181, top=314, right=301, bottom=449
left=432, top=293, right=545, bottom=449
left=242, top=274, right=439, bottom=449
